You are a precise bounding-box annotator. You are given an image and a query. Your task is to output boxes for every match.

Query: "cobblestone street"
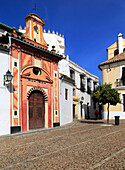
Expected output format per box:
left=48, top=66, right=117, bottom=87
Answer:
left=0, top=121, right=125, bottom=169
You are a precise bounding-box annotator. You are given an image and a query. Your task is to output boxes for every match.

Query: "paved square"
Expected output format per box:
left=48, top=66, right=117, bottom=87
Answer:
left=0, top=121, right=125, bottom=169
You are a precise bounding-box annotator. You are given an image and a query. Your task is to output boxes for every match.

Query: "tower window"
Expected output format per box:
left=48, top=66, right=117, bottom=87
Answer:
left=34, top=25, right=38, bottom=42
left=14, top=62, right=17, bottom=67
left=55, top=111, right=58, bottom=115
left=14, top=111, right=17, bottom=116
left=55, top=73, right=57, bottom=77
left=114, top=49, right=119, bottom=56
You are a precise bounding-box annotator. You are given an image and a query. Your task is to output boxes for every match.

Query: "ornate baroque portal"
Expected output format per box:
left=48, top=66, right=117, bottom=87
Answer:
left=29, top=90, right=45, bottom=129
left=27, top=88, right=48, bottom=130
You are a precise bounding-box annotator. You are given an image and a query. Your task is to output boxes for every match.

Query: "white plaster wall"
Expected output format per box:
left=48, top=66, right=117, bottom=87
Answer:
left=18, top=28, right=65, bottom=56
left=103, top=112, right=125, bottom=120
left=59, top=59, right=70, bottom=77
left=60, top=80, right=73, bottom=126
left=69, top=60, right=99, bottom=120
left=77, top=91, right=97, bottom=119
left=0, top=50, right=10, bottom=135
left=43, top=32, right=65, bottom=56
left=19, top=27, right=26, bottom=34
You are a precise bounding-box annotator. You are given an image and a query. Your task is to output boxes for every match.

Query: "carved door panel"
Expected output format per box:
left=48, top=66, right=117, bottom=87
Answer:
left=29, top=91, right=45, bottom=129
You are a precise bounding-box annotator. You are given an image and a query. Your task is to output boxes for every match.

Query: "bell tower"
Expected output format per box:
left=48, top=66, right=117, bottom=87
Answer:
left=25, top=13, right=47, bottom=46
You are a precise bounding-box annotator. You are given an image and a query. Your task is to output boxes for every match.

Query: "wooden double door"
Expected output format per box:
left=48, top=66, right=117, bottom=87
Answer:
left=29, top=91, right=45, bottom=129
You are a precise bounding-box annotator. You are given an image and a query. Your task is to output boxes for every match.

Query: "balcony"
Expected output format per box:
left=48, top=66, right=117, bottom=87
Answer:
left=116, top=78, right=125, bottom=87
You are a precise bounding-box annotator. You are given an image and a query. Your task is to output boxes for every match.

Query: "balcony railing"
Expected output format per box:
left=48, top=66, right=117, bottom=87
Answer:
left=116, top=78, right=125, bottom=87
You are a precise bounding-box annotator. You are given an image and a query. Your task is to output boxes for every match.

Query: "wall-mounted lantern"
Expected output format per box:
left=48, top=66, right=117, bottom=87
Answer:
left=4, top=70, right=13, bottom=85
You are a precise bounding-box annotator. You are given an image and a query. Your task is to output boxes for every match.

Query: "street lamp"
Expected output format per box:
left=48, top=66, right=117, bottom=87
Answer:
left=4, top=70, right=13, bottom=85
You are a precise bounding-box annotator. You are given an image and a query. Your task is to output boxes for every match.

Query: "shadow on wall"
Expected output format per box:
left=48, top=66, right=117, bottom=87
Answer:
left=5, top=82, right=13, bottom=93
left=83, top=102, right=103, bottom=120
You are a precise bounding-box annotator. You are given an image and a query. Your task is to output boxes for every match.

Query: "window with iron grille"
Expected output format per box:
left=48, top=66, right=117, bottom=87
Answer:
left=123, top=94, right=125, bottom=112
left=121, top=67, right=125, bottom=85
left=70, top=70, right=75, bottom=80
left=80, top=75, right=86, bottom=92
left=65, top=88, right=68, bottom=100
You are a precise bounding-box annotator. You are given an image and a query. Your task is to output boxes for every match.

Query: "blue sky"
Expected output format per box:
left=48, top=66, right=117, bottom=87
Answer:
left=1, top=0, right=125, bottom=82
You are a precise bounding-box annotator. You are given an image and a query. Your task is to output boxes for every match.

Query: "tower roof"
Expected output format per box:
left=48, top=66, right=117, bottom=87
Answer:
left=25, top=13, right=45, bottom=26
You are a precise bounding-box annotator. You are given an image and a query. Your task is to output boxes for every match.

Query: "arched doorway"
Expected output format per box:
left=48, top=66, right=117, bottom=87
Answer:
left=29, top=90, right=45, bottom=129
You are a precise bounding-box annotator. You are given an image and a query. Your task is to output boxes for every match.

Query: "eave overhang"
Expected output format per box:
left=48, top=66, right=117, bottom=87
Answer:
left=0, top=44, right=9, bottom=52
left=0, top=23, right=22, bottom=35
left=11, top=36, right=64, bottom=59
left=60, top=74, right=75, bottom=84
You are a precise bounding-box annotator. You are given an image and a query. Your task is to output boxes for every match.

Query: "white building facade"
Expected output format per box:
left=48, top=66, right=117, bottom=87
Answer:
left=0, top=45, right=10, bottom=135
left=43, top=29, right=65, bottom=57
left=99, top=33, right=125, bottom=119
left=43, top=29, right=99, bottom=122
left=19, top=26, right=99, bottom=123
left=69, top=60, right=99, bottom=120
left=58, top=55, right=74, bottom=126
left=43, top=30, right=75, bottom=125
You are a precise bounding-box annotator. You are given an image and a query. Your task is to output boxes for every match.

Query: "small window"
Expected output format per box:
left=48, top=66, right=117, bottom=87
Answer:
left=55, top=111, right=58, bottom=115
left=14, top=62, right=17, bottom=67
left=34, top=25, right=38, bottom=42
left=114, top=49, right=119, bottom=56
left=55, top=73, right=57, bottom=77
left=65, top=89, right=68, bottom=100
left=121, top=67, right=125, bottom=85
left=70, top=70, right=75, bottom=80
left=14, top=110, right=17, bottom=116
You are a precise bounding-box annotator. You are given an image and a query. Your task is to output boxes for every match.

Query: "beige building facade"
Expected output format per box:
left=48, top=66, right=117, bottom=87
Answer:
left=99, top=33, right=125, bottom=119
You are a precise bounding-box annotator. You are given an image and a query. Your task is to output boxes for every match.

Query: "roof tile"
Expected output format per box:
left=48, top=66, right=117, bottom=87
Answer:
left=99, top=52, right=125, bottom=68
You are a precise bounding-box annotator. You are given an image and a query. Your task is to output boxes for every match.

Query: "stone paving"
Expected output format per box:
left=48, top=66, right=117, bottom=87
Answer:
left=0, top=121, right=125, bottom=169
